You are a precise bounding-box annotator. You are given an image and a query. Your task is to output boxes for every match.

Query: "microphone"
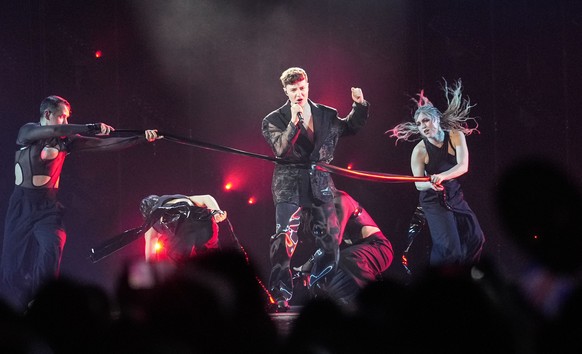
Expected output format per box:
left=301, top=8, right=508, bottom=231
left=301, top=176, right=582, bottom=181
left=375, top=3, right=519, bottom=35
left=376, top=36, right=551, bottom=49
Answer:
left=297, top=112, right=304, bottom=126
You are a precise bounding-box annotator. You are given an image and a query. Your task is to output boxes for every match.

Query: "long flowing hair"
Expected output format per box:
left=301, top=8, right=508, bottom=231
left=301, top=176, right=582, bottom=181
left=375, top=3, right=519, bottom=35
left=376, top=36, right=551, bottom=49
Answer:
left=387, top=79, right=479, bottom=143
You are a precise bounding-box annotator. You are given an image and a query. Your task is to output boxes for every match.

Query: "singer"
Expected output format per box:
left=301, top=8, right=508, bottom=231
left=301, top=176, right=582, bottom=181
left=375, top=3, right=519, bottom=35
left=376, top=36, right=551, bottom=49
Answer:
left=261, top=67, right=369, bottom=312
left=0, top=95, right=160, bottom=312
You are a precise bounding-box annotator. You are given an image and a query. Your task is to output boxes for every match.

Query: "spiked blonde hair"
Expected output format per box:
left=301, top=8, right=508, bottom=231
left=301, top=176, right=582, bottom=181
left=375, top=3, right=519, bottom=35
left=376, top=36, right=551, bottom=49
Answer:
left=388, top=79, right=479, bottom=144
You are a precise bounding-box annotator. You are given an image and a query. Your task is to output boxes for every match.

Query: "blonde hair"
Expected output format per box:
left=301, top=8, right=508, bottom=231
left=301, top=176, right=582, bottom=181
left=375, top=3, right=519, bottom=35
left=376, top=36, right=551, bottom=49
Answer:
left=388, top=79, right=479, bottom=143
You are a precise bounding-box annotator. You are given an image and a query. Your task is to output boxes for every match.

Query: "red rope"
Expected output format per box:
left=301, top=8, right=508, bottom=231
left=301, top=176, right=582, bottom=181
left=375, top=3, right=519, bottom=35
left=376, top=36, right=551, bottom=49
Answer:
left=316, top=163, right=429, bottom=183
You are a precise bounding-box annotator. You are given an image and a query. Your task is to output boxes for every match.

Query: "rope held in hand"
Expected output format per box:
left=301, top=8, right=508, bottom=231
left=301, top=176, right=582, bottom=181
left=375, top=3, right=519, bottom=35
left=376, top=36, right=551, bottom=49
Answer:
left=115, top=129, right=430, bottom=183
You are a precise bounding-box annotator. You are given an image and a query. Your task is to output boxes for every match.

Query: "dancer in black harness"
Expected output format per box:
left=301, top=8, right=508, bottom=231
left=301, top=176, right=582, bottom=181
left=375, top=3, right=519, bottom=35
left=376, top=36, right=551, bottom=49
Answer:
left=1, top=95, right=160, bottom=311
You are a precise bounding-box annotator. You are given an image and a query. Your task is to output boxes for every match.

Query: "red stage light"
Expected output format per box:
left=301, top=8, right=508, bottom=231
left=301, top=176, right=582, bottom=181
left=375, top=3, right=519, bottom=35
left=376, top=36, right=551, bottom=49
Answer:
left=95, top=50, right=102, bottom=58
left=224, top=182, right=233, bottom=191
left=347, top=163, right=353, bottom=170
left=150, top=240, right=166, bottom=262
left=248, top=197, right=256, bottom=205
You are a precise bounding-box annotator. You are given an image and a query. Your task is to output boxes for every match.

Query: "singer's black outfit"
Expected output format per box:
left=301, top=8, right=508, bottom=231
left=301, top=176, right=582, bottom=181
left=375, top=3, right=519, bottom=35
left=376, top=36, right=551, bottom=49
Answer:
left=261, top=99, right=368, bottom=306
left=420, top=132, right=485, bottom=265
left=140, top=194, right=219, bottom=263
left=0, top=122, right=146, bottom=311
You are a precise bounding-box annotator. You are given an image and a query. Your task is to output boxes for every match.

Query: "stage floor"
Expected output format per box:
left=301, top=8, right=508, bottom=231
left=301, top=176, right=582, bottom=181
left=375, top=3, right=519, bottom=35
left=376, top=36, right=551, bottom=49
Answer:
left=269, top=305, right=302, bottom=338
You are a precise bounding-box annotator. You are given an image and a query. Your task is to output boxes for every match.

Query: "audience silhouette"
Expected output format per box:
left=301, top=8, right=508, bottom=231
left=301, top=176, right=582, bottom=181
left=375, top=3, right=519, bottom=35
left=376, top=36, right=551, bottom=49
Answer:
left=496, top=157, right=582, bottom=353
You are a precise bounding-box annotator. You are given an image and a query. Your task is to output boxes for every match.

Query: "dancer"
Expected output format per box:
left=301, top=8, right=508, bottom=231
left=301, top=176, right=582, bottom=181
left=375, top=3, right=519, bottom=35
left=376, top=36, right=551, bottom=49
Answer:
left=388, top=80, right=484, bottom=267
left=139, top=194, right=227, bottom=263
left=261, top=67, right=369, bottom=311
left=0, top=95, right=160, bottom=311
left=295, top=190, right=394, bottom=305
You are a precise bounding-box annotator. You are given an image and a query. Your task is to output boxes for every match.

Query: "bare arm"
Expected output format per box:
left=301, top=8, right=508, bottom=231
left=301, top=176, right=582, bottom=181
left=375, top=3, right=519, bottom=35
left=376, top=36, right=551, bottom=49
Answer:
left=411, top=141, right=436, bottom=191
left=429, top=130, right=469, bottom=185
left=188, top=194, right=227, bottom=223
left=187, top=194, right=219, bottom=209
left=144, top=227, right=160, bottom=262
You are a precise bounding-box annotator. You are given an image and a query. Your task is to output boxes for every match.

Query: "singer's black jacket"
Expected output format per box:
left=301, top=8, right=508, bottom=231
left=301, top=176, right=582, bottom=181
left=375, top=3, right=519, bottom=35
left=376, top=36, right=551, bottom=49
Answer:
left=261, top=99, right=369, bottom=205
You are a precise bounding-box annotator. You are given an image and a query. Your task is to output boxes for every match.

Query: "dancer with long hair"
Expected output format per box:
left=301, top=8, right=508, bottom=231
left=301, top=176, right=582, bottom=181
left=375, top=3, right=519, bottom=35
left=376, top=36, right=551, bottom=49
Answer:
left=388, top=80, right=484, bottom=267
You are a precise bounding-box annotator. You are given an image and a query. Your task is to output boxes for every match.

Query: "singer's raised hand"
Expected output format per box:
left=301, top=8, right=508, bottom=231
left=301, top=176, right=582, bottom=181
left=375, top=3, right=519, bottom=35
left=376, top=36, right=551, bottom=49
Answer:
left=351, top=87, right=365, bottom=104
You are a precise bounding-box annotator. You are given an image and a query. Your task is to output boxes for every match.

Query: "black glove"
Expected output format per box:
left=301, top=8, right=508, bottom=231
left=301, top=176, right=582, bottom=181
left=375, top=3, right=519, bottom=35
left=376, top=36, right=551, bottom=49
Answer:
left=402, top=206, right=426, bottom=275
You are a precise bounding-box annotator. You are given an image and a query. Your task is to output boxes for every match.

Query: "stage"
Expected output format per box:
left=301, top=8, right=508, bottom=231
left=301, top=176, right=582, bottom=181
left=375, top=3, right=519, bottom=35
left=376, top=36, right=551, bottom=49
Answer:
left=269, top=306, right=302, bottom=338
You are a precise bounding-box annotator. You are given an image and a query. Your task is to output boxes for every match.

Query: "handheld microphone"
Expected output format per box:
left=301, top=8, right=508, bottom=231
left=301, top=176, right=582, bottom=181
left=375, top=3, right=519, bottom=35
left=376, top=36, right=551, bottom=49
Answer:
left=297, top=112, right=304, bottom=125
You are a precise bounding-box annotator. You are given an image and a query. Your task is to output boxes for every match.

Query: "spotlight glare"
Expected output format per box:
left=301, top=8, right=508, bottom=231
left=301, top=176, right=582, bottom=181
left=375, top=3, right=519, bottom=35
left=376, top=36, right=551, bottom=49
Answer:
left=347, top=163, right=353, bottom=170
left=248, top=197, right=255, bottom=205
left=95, top=50, right=102, bottom=58
left=224, top=182, right=233, bottom=191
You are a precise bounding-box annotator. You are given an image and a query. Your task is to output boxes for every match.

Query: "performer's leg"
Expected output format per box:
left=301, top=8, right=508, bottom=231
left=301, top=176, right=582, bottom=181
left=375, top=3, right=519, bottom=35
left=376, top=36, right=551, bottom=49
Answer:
left=1, top=223, right=35, bottom=311
left=423, top=204, right=463, bottom=266
left=454, top=208, right=485, bottom=264
left=32, top=216, right=66, bottom=301
left=0, top=192, right=38, bottom=311
left=315, top=267, right=360, bottom=305
left=308, top=201, right=341, bottom=287
left=402, top=205, right=426, bottom=274
left=340, top=233, right=394, bottom=287
left=268, top=203, right=301, bottom=306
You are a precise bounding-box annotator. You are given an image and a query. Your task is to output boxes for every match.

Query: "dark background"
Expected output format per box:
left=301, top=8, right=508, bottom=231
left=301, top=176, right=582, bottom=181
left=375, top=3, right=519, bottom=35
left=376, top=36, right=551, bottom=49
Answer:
left=1, top=0, right=580, bottom=301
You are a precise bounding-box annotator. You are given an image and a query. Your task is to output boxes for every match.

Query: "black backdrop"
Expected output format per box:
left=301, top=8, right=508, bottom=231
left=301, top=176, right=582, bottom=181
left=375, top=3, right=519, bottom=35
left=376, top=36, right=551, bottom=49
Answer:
left=1, top=0, right=580, bottom=299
